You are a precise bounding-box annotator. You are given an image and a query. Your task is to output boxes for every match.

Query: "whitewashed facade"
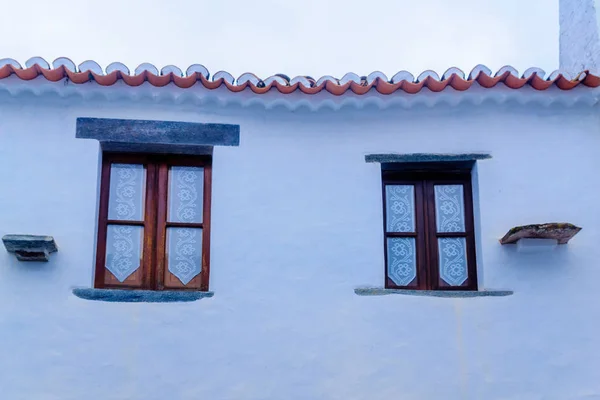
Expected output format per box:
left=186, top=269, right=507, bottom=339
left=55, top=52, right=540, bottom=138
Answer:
left=1, top=1, right=600, bottom=399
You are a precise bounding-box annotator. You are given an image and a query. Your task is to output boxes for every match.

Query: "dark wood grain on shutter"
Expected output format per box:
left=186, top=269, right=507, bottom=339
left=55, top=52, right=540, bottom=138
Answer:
left=95, top=153, right=212, bottom=292
left=382, top=169, right=478, bottom=291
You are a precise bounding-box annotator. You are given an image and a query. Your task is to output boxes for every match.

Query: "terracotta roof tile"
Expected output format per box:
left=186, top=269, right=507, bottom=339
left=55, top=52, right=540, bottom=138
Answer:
left=0, top=57, right=598, bottom=96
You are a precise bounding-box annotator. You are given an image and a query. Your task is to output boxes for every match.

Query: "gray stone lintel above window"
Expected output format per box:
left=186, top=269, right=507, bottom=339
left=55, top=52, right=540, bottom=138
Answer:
left=2, top=234, right=58, bottom=262
left=354, top=287, right=513, bottom=298
left=365, top=153, right=492, bottom=164
left=76, top=118, right=240, bottom=148
left=72, top=288, right=214, bottom=303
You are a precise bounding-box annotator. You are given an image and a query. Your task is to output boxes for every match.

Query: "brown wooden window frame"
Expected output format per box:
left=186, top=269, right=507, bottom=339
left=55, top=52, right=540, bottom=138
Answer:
left=382, top=168, right=478, bottom=291
left=95, top=152, right=212, bottom=291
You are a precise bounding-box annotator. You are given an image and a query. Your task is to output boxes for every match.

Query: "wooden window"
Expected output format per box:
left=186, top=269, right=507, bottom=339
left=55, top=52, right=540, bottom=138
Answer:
left=382, top=168, right=477, bottom=290
left=95, top=153, right=212, bottom=291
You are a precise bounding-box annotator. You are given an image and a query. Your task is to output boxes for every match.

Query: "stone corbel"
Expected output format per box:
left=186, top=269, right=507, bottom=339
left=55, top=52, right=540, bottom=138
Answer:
left=2, top=234, right=58, bottom=261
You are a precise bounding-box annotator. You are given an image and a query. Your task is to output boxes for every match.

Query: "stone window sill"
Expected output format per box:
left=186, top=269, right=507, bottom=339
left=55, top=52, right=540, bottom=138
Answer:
left=354, top=287, right=513, bottom=298
left=72, top=288, right=214, bottom=303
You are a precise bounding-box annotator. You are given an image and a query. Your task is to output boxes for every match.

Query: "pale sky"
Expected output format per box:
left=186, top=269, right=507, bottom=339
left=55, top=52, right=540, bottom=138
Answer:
left=1, top=0, right=557, bottom=79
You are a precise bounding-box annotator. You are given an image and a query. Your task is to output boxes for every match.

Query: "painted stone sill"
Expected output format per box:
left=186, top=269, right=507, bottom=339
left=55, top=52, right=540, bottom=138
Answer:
left=72, top=288, right=214, bottom=303
left=354, top=287, right=513, bottom=298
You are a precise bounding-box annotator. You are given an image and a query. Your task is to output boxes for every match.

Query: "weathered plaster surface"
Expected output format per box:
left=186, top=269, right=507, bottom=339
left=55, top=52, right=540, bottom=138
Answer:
left=560, top=0, right=600, bottom=74
left=0, top=89, right=599, bottom=399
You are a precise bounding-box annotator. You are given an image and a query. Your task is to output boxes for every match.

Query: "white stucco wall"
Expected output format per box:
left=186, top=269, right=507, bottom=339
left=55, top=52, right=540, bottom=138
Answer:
left=1, top=86, right=600, bottom=400
left=560, top=0, right=600, bottom=73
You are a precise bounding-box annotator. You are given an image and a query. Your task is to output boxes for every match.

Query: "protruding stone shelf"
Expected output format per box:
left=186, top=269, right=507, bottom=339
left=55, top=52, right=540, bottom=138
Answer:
left=500, top=223, right=581, bottom=245
left=354, top=287, right=513, bottom=298
left=2, top=234, right=58, bottom=261
left=72, top=288, right=213, bottom=303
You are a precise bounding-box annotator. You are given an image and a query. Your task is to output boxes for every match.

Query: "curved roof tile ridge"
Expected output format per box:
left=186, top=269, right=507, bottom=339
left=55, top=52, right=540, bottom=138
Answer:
left=79, top=60, right=103, bottom=75
left=52, top=57, right=76, bottom=71
left=442, top=67, right=465, bottom=80
left=0, top=57, right=598, bottom=95
left=106, top=62, right=130, bottom=75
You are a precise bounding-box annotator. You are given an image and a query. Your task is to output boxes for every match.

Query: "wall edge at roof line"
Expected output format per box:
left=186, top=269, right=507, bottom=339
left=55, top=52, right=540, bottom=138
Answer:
left=0, top=76, right=599, bottom=112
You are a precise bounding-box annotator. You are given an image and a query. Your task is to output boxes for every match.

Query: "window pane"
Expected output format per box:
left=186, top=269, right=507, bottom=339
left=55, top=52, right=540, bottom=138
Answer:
left=108, top=164, right=146, bottom=221
left=168, top=167, right=204, bottom=223
left=434, top=185, right=466, bottom=233
left=167, top=227, right=202, bottom=285
left=387, top=238, right=417, bottom=286
left=438, top=238, right=468, bottom=286
left=105, top=225, right=143, bottom=282
left=385, top=185, right=415, bottom=233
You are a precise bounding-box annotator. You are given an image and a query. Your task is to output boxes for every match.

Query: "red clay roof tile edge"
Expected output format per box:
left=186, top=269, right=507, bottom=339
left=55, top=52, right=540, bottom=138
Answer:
left=0, top=57, right=599, bottom=96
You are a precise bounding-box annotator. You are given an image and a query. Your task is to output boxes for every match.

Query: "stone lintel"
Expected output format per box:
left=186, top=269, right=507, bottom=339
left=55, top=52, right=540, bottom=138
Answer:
left=76, top=117, right=240, bottom=147
left=365, top=153, right=492, bottom=164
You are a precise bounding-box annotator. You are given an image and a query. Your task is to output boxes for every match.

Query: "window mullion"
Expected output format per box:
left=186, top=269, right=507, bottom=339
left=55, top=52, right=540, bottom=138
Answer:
left=141, top=163, right=159, bottom=290
left=415, top=181, right=429, bottom=290
left=423, top=180, right=439, bottom=290
left=154, top=163, right=169, bottom=291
